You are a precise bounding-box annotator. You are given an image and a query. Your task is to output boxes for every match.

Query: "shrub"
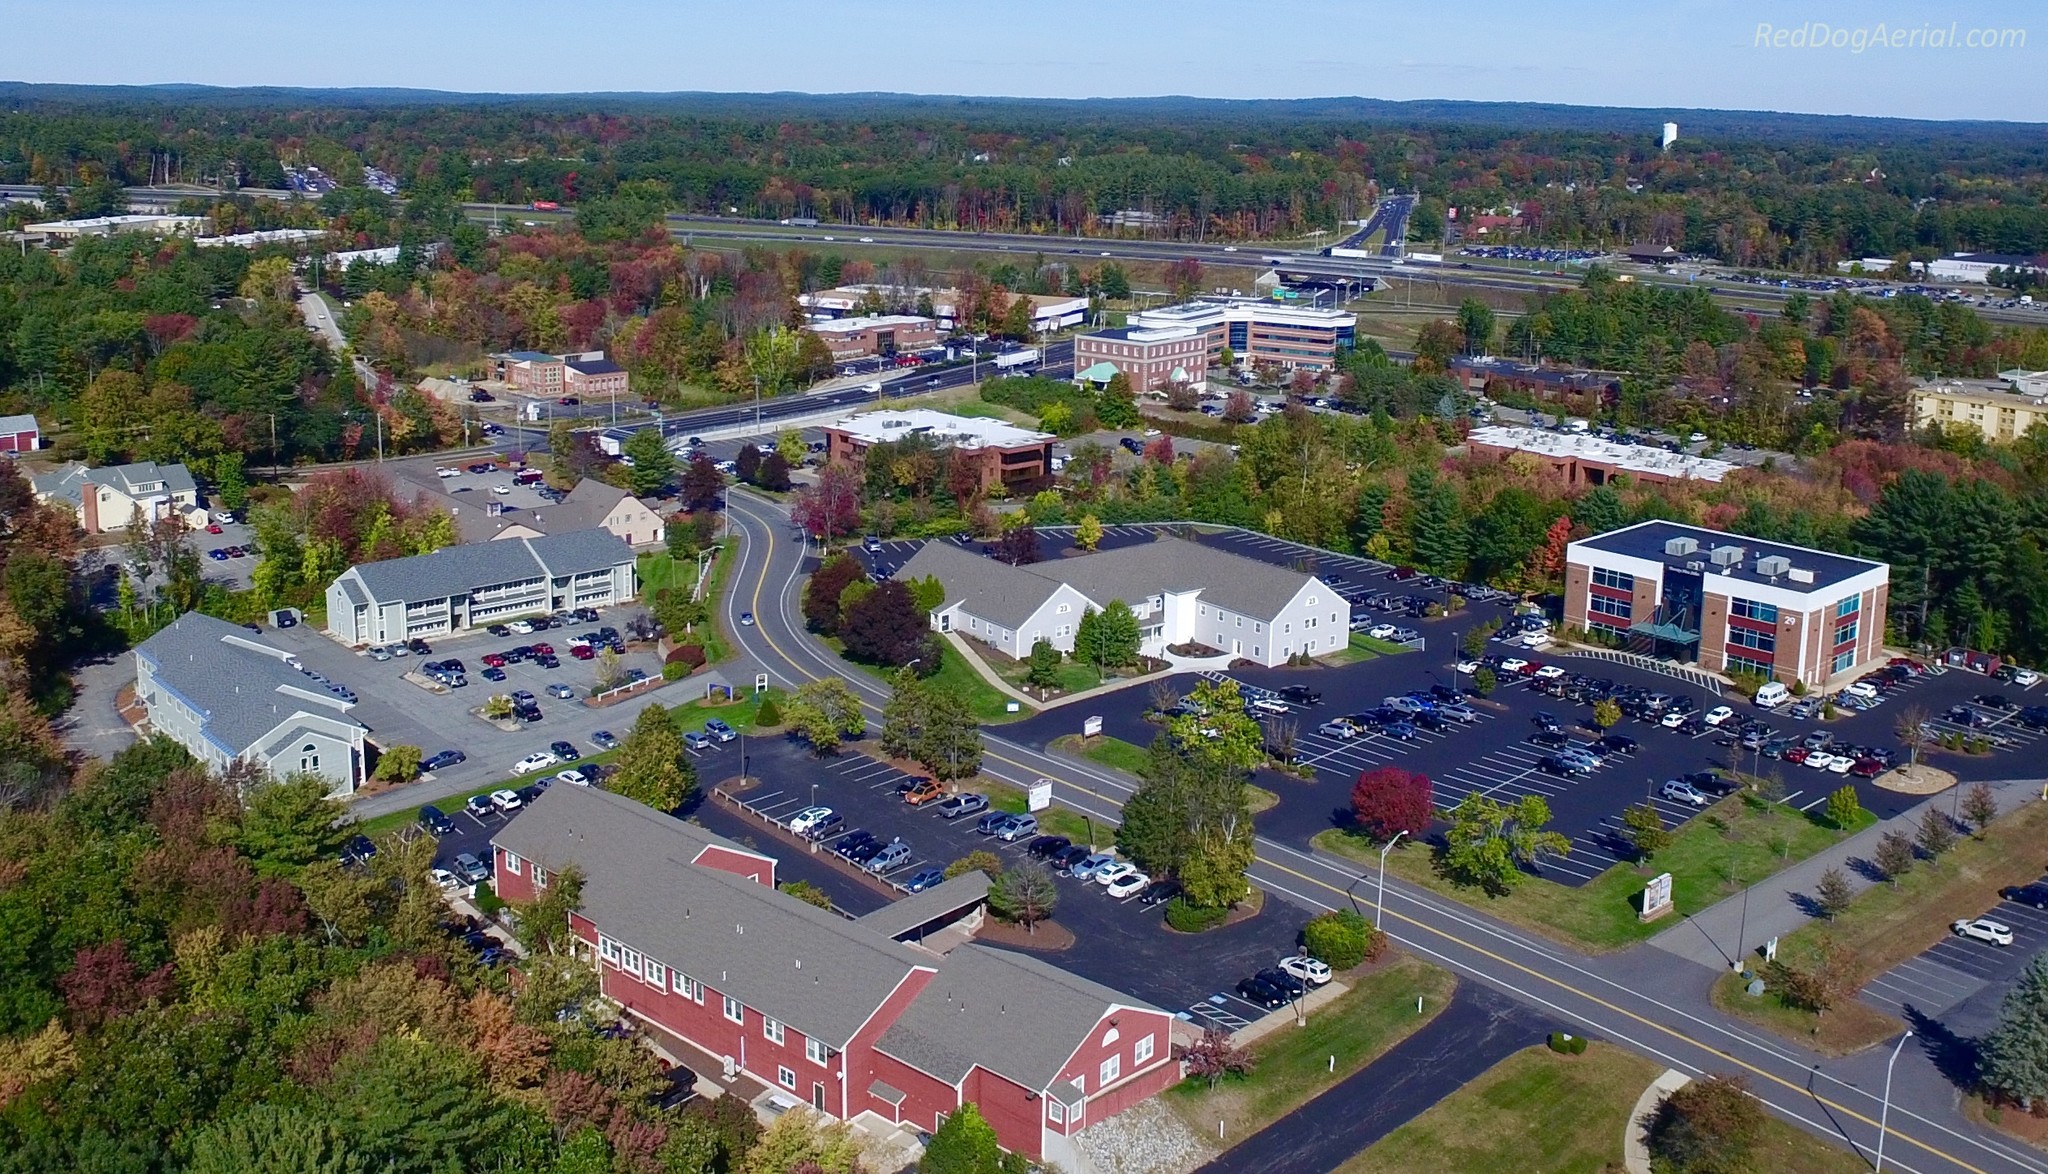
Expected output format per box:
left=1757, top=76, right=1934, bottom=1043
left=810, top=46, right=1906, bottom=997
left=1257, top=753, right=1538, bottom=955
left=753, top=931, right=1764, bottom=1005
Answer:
left=661, top=661, right=687, bottom=681
left=1301, top=908, right=1376, bottom=970
left=1647, top=1075, right=1766, bottom=1173
left=1546, top=1031, right=1588, bottom=1055
left=943, top=851, right=1004, bottom=880
left=1823, top=785, right=1861, bottom=830
left=754, top=697, right=784, bottom=726
left=1164, top=898, right=1228, bottom=933
left=665, top=643, right=707, bottom=668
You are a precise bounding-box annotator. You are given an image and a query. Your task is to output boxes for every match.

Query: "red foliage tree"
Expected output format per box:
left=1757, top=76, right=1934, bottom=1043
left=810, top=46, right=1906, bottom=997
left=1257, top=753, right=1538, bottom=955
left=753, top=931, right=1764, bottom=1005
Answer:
left=840, top=580, right=937, bottom=669
left=58, top=941, right=176, bottom=1031
left=1142, top=434, right=1177, bottom=465
left=1350, top=766, right=1435, bottom=842
left=791, top=461, right=862, bottom=539
left=801, top=552, right=869, bottom=636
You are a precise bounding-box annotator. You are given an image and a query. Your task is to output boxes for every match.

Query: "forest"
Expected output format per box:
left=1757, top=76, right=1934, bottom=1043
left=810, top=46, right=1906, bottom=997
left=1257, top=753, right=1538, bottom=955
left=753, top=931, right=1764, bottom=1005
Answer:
left=4, top=87, right=2048, bottom=266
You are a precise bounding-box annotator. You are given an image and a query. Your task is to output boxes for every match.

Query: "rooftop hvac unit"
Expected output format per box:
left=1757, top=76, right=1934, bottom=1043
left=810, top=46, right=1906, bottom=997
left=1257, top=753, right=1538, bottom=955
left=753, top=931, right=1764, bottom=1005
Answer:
left=1664, top=536, right=1699, bottom=557
left=1685, top=560, right=1706, bottom=571
left=1709, top=545, right=1746, bottom=567
left=1755, top=554, right=1791, bottom=577
left=1788, top=567, right=1815, bottom=584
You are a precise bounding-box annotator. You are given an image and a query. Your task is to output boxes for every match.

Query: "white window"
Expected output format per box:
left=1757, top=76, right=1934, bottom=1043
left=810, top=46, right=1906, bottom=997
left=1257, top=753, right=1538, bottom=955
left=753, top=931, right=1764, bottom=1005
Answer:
left=1100, top=1054, right=1121, bottom=1085
left=1282, top=622, right=1291, bottom=633
left=299, top=743, right=321, bottom=773
left=1048, top=1100, right=1066, bottom=1124
left=533, top=865, right=549, bottom=888
left=599, top=936, right=618, bottom=963
left=723, top=995, right=744, bottom=1024
left=778, top=1066, right=796, bottom=1090
left=645, top=960, right=665, bottom=988
left=673, top=972, right=704, bottom=1003
left=1056, top=625, right=1069, bottom=638
left=807, top=1037, right=828, bottom=1065
left=1235, top=616, right=1243, bottom=628
left=1306, top=617, right=1317, bottom=629
left=620, top=948, right=640, bottom=976
left=1330, top=612, right=1338, bottom=623
left=1253, top=623, right=1261, bottom=633
left=764, top=1018, right=785, bottom=1045
left=1134, top=1034, right=1155, bottom=1065
left=503, top=852, right=522, bottom=875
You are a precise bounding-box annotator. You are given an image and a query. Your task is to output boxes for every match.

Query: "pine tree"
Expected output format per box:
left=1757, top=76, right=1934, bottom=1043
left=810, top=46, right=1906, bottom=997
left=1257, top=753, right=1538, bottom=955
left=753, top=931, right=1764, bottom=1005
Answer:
left=919, top=1102, right=1003, bottom=1174
left=607, top=704, right=695, bottom=813
left=1024, top=639, right=1064, bottom=692
left=1982, top=955, right=2048, bottom=1109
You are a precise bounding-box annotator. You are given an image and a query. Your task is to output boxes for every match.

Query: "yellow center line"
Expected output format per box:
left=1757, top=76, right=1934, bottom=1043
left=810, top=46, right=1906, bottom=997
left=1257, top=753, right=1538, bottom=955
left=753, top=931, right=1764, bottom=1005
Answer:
left=729, top=492, right=1991, bottom=1174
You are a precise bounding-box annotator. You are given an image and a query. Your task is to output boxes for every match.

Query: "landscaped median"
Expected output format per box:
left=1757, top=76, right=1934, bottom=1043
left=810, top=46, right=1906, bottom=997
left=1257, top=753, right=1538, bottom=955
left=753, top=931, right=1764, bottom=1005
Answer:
left=1050, top=733, right=1279, bottom=814
left=1165, top=956, right=1457, bottom=1143
left=1338, top=1044, right=1866, bottom=1174
left=1713, top=793, right=2048, bottom=1053
left=1317, top=792, right=1875, bottom=953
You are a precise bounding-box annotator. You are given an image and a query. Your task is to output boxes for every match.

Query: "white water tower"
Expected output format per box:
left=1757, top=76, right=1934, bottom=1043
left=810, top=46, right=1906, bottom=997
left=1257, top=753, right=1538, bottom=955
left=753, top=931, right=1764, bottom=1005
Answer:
left=1661, top=122, right=1679, bottom=150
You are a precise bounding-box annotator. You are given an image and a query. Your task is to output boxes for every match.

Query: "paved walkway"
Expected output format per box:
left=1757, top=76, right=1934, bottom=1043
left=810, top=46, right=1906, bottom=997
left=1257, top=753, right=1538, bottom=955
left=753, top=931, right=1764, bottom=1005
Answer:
left=1192, top=984, right=1552, bottom=1174
left=1651, top=775, right=2047, bottom=971
left=940, top=630, right=1180, bottom=713
left=1624, top=1070, right=1691, bottom=1174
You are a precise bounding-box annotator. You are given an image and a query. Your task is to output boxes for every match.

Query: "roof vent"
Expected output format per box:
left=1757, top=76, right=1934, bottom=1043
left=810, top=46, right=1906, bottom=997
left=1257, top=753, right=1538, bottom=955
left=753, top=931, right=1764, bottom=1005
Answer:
left=1685, top=560, right=1705, bottom=572
left=1755, top=555, right=1791, bottom=578
left=1664, top=536, right=1698, bottom=557
left=1788, top=567, right=1815, bottom=584
left=1709, top=545, right=1746, bottom=567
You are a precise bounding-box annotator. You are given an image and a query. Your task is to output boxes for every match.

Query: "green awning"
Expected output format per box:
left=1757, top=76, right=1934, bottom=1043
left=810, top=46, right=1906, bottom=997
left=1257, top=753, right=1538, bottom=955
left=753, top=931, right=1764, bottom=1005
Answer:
left=1629, top=621, right=1700, bottom=644
left=1077, top=361, right=1120, bottom=383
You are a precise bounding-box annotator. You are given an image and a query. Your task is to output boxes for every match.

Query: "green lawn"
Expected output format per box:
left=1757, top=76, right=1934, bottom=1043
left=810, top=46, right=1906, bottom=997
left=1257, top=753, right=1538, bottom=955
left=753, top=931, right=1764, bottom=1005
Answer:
left=977, top=779, right=1104, bottom=847
left=1074, top=734, right=1151, bottom=775
left=640, top=542, right=740, bottom=665
left=1322, top=632, right=1409, bottom=665
left=1342, top=1044, right=1866, bottom=1174
left=834, top=638, right=1033, bottom=724
left=353, top=688, right=785, bottom=840
left=1317, top=794, right=1874, bottom=952
left=1166, top=957, right=1457, bottom=1141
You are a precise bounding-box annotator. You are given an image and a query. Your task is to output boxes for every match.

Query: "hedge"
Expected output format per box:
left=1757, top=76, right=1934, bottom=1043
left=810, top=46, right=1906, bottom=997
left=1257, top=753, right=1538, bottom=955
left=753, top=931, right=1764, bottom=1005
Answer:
left=1164, top=898, right=1228, bottom=933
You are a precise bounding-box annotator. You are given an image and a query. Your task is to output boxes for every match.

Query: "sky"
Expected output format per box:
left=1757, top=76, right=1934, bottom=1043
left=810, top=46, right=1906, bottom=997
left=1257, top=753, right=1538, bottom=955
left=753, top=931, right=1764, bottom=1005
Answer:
left=16, top=0, right=2044, bottom=122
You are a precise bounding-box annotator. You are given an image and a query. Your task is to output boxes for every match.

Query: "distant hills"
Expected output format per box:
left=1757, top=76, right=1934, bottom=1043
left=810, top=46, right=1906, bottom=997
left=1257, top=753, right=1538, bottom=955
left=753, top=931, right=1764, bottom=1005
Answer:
left=1, top=81, right=2039, bottom=145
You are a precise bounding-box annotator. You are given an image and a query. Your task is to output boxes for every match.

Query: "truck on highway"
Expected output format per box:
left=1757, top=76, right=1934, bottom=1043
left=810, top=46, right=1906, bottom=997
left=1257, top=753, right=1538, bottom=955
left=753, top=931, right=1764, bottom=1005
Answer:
left=530, top=201, right=559, bottom=211
left=993, top=348, right=1040, bottom=371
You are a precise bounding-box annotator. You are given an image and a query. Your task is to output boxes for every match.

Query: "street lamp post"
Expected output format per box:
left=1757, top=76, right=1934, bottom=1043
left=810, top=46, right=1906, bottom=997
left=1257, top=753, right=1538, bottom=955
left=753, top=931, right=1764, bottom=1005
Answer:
left=1376, top=830, right=1408, bottom=930
left=1876, top=1031, right=1913, bottom=1173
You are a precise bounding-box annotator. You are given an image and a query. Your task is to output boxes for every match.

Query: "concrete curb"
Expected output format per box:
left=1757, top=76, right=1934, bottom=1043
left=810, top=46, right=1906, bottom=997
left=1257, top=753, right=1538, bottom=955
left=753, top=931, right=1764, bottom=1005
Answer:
left=1624, top=1069, right=1690, bottom=1174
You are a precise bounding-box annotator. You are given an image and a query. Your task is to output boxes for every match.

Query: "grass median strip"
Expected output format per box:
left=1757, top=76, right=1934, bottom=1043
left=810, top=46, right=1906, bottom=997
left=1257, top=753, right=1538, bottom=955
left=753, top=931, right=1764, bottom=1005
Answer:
left=1317, top=794, right=1872, bottom=953
left=1715, top=793, right=2048, bottom=1051
left=1339, top=1044, right=1867, bottom=1174
left=833, top=637, right=1032, bottom=723
left=1166, top=956, right=1456, bottom=1142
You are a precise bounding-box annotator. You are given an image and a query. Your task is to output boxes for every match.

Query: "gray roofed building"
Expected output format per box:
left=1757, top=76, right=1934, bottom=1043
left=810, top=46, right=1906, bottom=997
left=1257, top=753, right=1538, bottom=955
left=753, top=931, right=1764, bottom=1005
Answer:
left=879, top=943, right=1160, bottom=1090
left=325, top=528, right=637, bottom=646
left=491, top=777, right=771, bottom=883
left=396, top=473, right=666, bottom=549
left=852, top=870, right=991, bottom=940
left=133, top=612, right=368, bottom=795
left=898, top=532, right=1346, bottom=668
left=31, top=459, right=200, bottom=533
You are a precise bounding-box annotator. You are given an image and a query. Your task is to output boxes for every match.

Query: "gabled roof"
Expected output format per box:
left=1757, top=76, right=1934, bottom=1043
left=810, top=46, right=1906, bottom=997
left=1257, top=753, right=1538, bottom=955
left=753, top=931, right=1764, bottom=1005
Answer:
left=31, top=460, right=195, bottom=507
left=339, top=528, right=632, bottom=604
left=852, top=870, right=990, bottom=940
left=0, top=414, right=38, bottom=435
left=493, top=786, right=930, bottom=1049
left=878, top=943, right=1153, bottom=1091
left=899, top=534, right=1324, bottom=626
left=895, top=541, right=1063, bottom=629
left=135, top=612, right=363, bottom=755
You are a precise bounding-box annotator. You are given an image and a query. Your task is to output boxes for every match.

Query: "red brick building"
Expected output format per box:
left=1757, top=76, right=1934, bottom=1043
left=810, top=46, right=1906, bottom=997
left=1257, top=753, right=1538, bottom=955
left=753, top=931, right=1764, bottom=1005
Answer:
left=824, top=409, right=1056, bottom=495
left=803, top=315, right=941, bottom=361
left=564, top=353, right=631, bottom=399
left=491, top=786, right=1179, bottom=1164
left=1073, top=324, right=1209, bottom=393
left=492, top=351, right=566, bottom=396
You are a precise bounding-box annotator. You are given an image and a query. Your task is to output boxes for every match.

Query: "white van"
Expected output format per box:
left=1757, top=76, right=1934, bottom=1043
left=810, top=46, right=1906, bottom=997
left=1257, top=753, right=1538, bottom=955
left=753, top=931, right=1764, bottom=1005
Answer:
left=1754, top=682, right=1790, bottom=709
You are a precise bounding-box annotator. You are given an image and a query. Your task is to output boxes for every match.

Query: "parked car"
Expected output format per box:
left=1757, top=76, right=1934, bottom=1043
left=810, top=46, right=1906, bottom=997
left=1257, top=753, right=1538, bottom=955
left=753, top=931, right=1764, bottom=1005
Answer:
left=1027, top=835, right=1072, bottom=859
left=704, top=719, right=738, bottom=743
left=454, top=852, right=491, bottom=883
left=422, top=750, right=466, bottom=772
left=1050, top=845, right=1093, bottom=873
left=1278, top=685, right=1322, bottom=705
left=489, top=788, right=524, bottom=814
left=1660, top=779, right=1711, bottom=808
left=995, top=814, right=1039, bottom=842
left=418, top=804, right=455, bottom=836
left=1094, top=862, right=1142, bottom=888
left=1279, top=955, right=1334, bottom=986
left=590, top=730, right=619, bottom=750
left=555, top=768, right=591, bottom=786
left=1235, top=976, right=1289, bottom=1009
left=1137, top=879, right=1181, bottom=906
left=936, top=792, right=990, bottom=820
left=787, top=806, right=836, bottom=836
left=682, top=731, right=713, bottom=752
left=1257, top=967, right=1307, bottom=998
left=1703, top=706, right=1736, bottom=727
left=903, top=867, right=946, bottom=893
left=1068, top=852, right=1118, bottom=880
left=974, top=810, right=1014, bottom=836
left=1953, top=918, right=2016, bottom=947
left=865, top=841, right=912, bottom=874
left=1104, top=870, right=1151, bottom=899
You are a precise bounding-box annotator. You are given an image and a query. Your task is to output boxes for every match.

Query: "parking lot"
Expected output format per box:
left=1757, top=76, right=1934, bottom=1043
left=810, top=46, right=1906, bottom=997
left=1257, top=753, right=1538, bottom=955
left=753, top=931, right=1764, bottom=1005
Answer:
left=720, top=736, right=1312, bottom=1030
left=263, top=613, right=672, bottom=797
left=191, top=517, right=260, bottom=591
left=1860, top=876, right=2048, bottom=1038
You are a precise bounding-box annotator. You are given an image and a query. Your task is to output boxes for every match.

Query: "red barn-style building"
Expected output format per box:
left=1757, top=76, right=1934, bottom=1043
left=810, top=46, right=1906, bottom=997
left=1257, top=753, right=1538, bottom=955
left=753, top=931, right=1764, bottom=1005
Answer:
left=491, top=786, right=1180, bottom=1165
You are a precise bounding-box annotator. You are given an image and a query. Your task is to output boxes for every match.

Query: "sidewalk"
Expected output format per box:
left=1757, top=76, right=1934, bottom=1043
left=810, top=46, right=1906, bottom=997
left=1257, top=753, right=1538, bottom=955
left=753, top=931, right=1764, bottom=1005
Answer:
left=940, top=630, right=1179, bottom=713
left=1649, top=775, right=2046, bottom=971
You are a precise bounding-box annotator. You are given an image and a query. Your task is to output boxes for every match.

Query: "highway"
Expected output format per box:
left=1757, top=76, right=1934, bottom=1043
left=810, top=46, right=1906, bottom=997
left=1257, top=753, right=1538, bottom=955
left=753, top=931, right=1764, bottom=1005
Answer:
left=715, top=487, right=2048, bottom=1174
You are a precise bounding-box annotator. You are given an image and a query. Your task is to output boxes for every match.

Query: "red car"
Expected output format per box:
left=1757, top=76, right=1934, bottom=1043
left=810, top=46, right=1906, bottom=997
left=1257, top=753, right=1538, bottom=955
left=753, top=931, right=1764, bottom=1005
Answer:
left=1850, top=757, right=1884, bottom=778
left=1516, top=661, right=1544, bottom=677
left=1782, top=746, right=1811, bottom=765
left=481, top=652, right=508, bottom=668
left=570, top=645, right=595, bottom=660
left=530, top=643, right=554, bottom=656
left=206, top=523, right=223, bottom=534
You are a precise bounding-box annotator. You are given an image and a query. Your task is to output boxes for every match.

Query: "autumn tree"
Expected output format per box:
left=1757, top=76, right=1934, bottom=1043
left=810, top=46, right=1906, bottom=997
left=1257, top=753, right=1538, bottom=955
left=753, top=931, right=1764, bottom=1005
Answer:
left=1349, top=766, right=1433, bottom=843
left=802, top=552, right=869, bottom=636
left=989, top=860, right=1058, bottom=933
left=607, top=704, right=696, bottom=813
left=792, top=461, right=862, bottom=540
left=1176, top=1027, right=1253, bottom=1089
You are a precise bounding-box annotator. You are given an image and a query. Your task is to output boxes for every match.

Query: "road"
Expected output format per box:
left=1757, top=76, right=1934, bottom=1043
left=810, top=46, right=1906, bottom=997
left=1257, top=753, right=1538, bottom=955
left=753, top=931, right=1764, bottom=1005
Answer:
left=715, top=487, right=2048, bottom=1174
